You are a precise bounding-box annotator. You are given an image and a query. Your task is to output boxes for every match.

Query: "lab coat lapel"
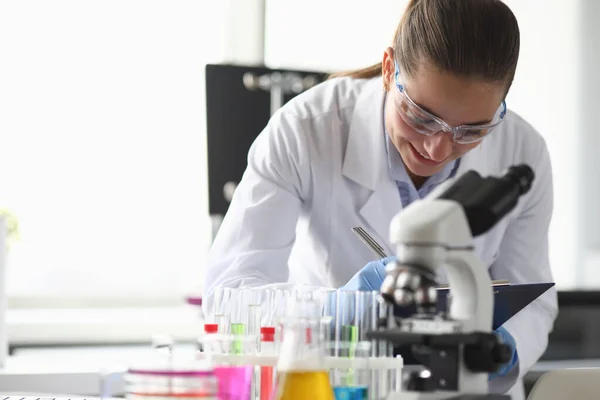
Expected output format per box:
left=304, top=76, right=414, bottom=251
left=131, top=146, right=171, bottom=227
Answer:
left=452, top=143, right=490, bottom=181
left=358, top=177, right=402, bottom=256
left=342, top=78, right=402, bottom=256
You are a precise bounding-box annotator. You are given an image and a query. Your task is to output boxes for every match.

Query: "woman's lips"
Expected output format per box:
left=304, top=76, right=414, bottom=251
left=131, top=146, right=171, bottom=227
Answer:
left=409, top=142, right=446, bottom=166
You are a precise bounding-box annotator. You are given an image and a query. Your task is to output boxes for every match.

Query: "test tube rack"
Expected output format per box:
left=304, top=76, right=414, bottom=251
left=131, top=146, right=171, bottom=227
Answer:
left=210, top=353, right=404, bottom=370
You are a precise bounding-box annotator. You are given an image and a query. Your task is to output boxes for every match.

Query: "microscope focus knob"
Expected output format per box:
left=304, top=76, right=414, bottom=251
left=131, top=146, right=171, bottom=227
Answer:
left=394, top=288, right=414, bottom=306
left=380, top=273, right=398, bottom=300
left=414, top=284, right=437, bottom=305
left=404, top=370, right=435, bottom=392
left=395, top=269, right=423, bottom=291
left=493, top=342, right=513, bottom=366
left=465, top=334, right=514, bottom=373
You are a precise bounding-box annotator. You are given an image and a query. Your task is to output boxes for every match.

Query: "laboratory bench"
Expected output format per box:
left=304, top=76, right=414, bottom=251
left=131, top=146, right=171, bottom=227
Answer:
left=2, top=290, right=599, bottom=397
left=2, top=344, right=597, bottom=397
left=522, top=290, right=600, bottom=395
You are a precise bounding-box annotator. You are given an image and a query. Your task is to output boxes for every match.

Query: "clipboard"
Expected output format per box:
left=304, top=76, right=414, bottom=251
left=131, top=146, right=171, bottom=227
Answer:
left=436, top=282, right=556, bottom=329
left=393, top=282, right=555, bottom=329
left=392, top=281, right=555, bottom=364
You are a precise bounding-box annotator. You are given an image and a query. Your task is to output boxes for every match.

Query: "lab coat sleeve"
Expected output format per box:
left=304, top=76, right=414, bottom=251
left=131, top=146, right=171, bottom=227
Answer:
left=202, top=110, right=314, bottom=316
left=487, top=141, right=558, bottom=394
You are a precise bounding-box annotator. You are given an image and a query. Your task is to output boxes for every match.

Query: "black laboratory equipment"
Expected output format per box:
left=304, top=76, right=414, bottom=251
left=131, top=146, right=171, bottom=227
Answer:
left=204, top=64, right=326, bottom=239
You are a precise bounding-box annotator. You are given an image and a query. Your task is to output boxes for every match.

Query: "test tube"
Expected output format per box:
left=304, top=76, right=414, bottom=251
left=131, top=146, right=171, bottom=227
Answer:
left=366, top=291, right=382, bottom=400
left=244, top=289, right=262, bottom=353
left=210, top=287, right=223, bottom=323
left=332, top=341, right=371, bottom=400
left=265, top=289, right=280, bottom=328
left=320, top=315, right=334, bottom=357
left=272, top=289, right=295, bottom=347
left=335, top=290, right=393, bottom=400
left=244, top=290, right=262, bottom=400
left=198, top=323, right=219, bottom=356
left=374, top=292, right=395, bottom=399
left=212, top=334, right=256, bottom=399
left=337, top=290, right=370, bottom=356
left=229, top=289, right=247, bottom=355
left=213, top=287, right=232, bottom=334
left=260, top=327, right=276, bottom=400
left=321, top=290, right=338, bottom=357
left=335, top=290, right=353, bottom=358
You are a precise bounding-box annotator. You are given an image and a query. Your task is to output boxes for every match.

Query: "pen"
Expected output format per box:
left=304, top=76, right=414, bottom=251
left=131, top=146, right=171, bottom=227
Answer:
left=351, top=227, right=387, bottom=259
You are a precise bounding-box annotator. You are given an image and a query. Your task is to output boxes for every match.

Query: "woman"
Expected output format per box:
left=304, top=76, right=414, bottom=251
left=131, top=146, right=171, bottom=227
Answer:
left=203, top=0, right=557, bottom=398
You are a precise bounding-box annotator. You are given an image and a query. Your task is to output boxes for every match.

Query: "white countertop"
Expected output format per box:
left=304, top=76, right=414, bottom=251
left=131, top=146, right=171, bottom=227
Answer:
left=7, top=306, right=203, bottom=346
left=2, top=342, right=597, bottom=396
left=1, top=344, right=199, bottom=395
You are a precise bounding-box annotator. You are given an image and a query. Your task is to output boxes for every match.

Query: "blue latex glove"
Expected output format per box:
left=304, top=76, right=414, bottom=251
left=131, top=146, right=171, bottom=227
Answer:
left=489, top=326, right=518, bottom=380
left=327, top=256, right=396, bottom=327
left=341, top=256, right=397, bottom=291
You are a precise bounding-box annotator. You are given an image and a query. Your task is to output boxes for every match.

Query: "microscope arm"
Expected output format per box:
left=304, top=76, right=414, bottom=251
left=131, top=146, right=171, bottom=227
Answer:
left=388, top=198, right=494, bottom=332
left=382, top=165, right=535, bottom=332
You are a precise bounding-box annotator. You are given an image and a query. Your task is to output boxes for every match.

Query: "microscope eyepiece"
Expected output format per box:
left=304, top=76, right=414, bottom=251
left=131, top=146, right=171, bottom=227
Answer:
left=438, top=163, right=535, bottom=236
left=504, top=164, right=534, bottom=195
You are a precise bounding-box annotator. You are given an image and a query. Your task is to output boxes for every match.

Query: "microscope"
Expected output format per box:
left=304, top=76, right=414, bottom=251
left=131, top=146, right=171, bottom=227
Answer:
left=368, top=165, right=535, bottom=399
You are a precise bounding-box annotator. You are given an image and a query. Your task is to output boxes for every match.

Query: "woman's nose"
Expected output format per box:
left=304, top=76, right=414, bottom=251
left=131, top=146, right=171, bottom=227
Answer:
left=423, top=131, right=453, bottom=162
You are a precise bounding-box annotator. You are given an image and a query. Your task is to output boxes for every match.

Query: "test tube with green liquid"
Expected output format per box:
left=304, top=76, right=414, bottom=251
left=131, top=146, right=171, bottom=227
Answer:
left=334, top=290, right=353, bottom=358
left=228, top=289, right=245, bottom=355
left=341, top=324, right=358, bottom=387
left=341, top=324, right=358, bottom=357
left=332, top=291, right=357, bottom=389
left=230, top=322, right=246, bottom=354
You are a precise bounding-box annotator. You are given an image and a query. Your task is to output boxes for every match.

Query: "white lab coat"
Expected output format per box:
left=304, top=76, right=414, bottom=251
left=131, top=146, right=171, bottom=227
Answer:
left=204, top=76, right=558, bottom=399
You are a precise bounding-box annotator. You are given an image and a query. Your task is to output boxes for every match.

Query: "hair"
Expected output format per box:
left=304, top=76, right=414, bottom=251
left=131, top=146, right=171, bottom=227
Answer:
left=331, top=0, right=520, bottom=93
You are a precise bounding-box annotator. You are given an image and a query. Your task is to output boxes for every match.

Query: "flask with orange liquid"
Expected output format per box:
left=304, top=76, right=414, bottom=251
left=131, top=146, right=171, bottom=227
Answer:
left=272, top=296, right=335, bottom=400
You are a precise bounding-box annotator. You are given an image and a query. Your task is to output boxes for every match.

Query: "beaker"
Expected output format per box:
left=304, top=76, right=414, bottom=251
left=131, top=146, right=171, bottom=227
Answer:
left=273, top=296, right=335, bottom=400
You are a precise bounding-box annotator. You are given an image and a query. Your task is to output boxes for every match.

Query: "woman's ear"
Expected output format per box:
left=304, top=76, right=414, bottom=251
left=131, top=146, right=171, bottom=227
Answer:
left=382, top=47, right=395, bottom=91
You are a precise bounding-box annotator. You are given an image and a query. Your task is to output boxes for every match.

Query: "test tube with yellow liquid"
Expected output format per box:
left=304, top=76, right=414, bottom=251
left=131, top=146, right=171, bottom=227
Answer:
left=272, top=295, right=335, bottom=400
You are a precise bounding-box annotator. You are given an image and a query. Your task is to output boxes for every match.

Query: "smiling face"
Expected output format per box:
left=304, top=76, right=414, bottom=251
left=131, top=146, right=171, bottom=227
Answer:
left=382, top=48, right=507, bottom=187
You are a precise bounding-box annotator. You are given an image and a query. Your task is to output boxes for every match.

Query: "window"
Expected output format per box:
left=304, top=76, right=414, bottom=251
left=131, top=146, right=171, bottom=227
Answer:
left=0, top=1, right=230, bottom=307
left=1, top=0, right=594, bottom=314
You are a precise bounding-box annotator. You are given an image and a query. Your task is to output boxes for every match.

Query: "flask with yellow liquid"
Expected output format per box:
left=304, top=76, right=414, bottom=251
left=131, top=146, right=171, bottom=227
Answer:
left=272, top=296, right=335, bottom=400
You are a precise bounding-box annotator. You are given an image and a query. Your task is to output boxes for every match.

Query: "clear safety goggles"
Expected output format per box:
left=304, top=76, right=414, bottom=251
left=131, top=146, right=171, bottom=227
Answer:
left=393, top=60, right=507, bottom=144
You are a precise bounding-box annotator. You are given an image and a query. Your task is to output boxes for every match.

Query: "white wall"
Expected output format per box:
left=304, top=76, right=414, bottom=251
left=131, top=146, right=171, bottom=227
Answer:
left=578, top=0, right=600, bottom=287
left=502, top=0, right=582, bottom=289
left=265, top=0, right=409, bottom=71
left=265, top=0, right=586, bottom=289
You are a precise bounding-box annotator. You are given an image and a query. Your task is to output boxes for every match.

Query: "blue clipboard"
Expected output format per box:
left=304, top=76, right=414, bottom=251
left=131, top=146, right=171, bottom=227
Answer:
left=393, top=282, right=555, bottom=329
left=436, top=282, right=556, bottom=329
left=392, top=282, right=555, bottom=364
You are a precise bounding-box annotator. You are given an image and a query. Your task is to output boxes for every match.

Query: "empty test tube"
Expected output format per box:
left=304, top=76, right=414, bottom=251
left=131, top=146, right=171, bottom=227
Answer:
left=212, top=287, right=234, bottom=334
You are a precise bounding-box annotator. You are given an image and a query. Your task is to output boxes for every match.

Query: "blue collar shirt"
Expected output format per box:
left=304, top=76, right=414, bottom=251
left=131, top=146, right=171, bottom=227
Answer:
left=384, top=130, right=460, bottom=208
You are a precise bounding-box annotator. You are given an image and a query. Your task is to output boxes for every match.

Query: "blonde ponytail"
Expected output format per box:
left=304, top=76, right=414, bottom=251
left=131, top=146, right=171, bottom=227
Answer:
left=327, top=62, right=382, bottom=80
